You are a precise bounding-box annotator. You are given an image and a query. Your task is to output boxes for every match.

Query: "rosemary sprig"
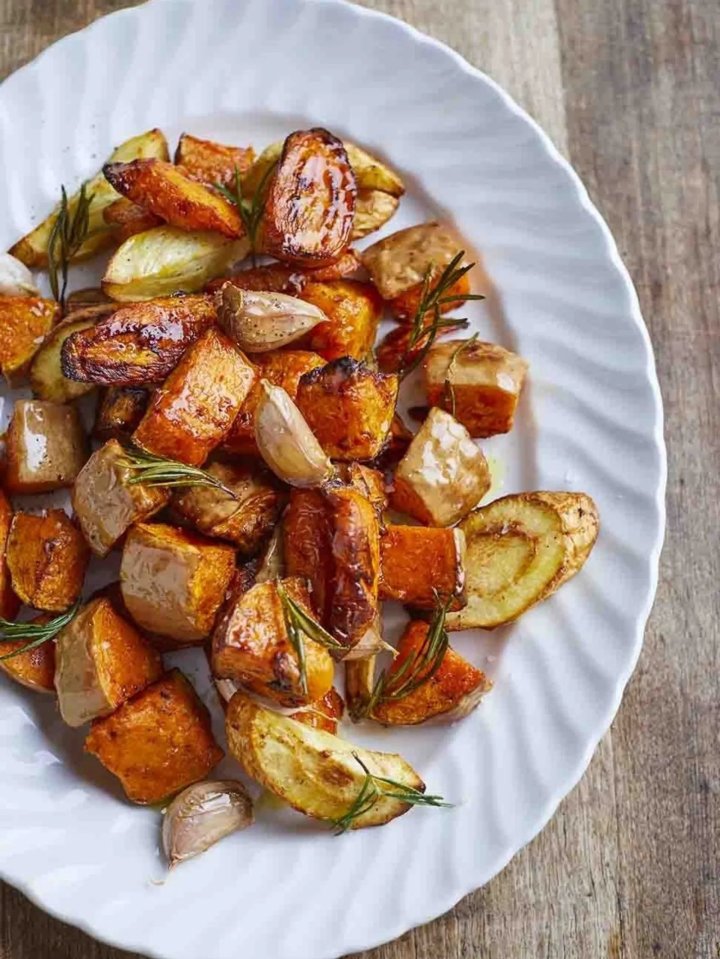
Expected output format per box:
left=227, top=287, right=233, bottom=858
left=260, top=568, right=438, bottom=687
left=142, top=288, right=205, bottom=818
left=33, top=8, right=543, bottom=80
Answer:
left=331, top=754, right=451, bottom=834
left=215, top=163, right=276, bottom=266
left=0, top=601, right=80, bottom=663
left=118, top=447, right=240, bottom=499
left=444, top=332, right=479, bottom=417
left=278, top=582, right=344, bottom=696
left=47, top=184, right=96, bottom=310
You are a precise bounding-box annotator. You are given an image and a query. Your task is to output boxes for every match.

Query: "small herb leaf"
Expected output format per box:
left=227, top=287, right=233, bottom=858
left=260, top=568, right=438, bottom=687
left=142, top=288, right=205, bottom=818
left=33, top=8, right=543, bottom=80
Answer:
left=118, top=447, right=239, bottom=500
left=47, top=184, right=96, bottom=310
left=0, top=601, right=80, bottom=663
left=215, top=162, right=276, bottom=266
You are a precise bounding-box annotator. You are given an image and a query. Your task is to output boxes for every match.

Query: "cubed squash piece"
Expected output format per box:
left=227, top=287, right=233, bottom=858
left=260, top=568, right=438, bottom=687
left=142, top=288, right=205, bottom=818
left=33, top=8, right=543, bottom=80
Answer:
left=379, top=525, right=466, bottom=608
left=133, top=328, right=256, bottom=466
left=120, top=523, right=236, bottom=647
left=297, top=280, right=382, bottom=361
left=290, top=687, right=345, bottom=733
left=423, top=340, right=528, bottom=438
left=212, top=577, right=334, bottom=707
left=0, top=490, right=19, bottom=622
left=5, top=400, right=88, bottom=494
left=0, top=296, right=61, bottom=385
left=85, top=670, right=223, bottom=804
left=283, top=489, right=334, bottom=622
left=174, top=133, right=255, bottom=187
left=7, top=511, right=89, bottom=611
left=93, top=387, right=149, bottom=441
left=295, top=358, right=397, bottom=462
left=55, top=597, right=162, bottom=727
left=0, top=616, right=55, bottom=694
left=391, top=407, right=490, bottom=526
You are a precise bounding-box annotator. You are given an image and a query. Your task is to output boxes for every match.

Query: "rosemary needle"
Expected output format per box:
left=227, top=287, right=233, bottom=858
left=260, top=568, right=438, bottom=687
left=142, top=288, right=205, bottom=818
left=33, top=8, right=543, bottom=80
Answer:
left=215, top=163, right=276, bottom=266
left=277, top=582, right=344, bottom=697
left=0, top=601, right=80, bottom=663
left=47, top=183, right=97, bottom=310
left=118, top=447, right=239, bottom=500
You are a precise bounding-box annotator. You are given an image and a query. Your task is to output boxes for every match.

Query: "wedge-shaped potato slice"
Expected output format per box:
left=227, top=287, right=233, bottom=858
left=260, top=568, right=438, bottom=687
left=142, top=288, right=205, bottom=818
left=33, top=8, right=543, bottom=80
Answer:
left=0, top=491, right=19, bottom=623
left=86, top=669, right=223, bottom=805
left=29, top=311, right=113, bottom=402
left=133, top=327, right=256, bottom=466
left=0, top=296, right=61, bottom=386
left=104, top=159, right=243, bottom=238
left=55, top=597, right=162, bottom=727
left=446, top=492, right=600, bottom=630
left=103, top=197, right=163, bottom=242
left=174, top=133, right=255, bottom=187
left=62, top=294, right=216, bottom=387
left=72, top=439, right=169, bottom=557
left=352, top=189, right=400, bottom=240
left=103, top=226, right=249, bottom=301
left=7, top=510, right=89, bottom=612
left=380, top=525, right=466, bottom=608
left=93, top=387, right=148, bottom=441
left=290, top=688, right=345, bottom=734
left=212, top=577, right=334, bottom=707
left=261, top=129, right=356, bottom=266
left=423, top=339, right=528, bottom=438
left=343, top=142, right=405, bottom=197
left=207, top=249, right=362, bottom=295
left=226, top=692, right=424, bottom=829
left=9, top=128, right=169, bottom=268
left=171, top=461, right=283, bottom=553
left=297, top=280, right=382, bottom=362
left=391, top=407, right=491, bottom=526
left=5, top=400, right=88, bottom=494
left=0, top=622, right=56, bottom=694
left=120, top=523, right=236, bottom=646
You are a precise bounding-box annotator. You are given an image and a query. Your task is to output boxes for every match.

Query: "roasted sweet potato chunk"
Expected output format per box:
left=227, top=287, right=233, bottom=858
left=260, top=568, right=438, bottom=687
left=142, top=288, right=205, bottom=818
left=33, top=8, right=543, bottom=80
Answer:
left=7, top=511, right=89, bottom=612
left=61, top=295, right=216, bottom=387
left=375, top=319, right=467, bottom=374
left=0, top=491, right=18, bottom=623
left=297, top=280, right=382, bottom=361
left=283, top=488, right=334, bottom=622
left=103, top=197, right=163, bottom=242
left=5, top=400, right=88, bottom=494
left=175, top=133, right=255, bottom=187
left=120, top=523, right=236, bottom=646
left=55, top=597, right=162, bottom=727
left=340, top=463, right=388, bottom=516
left=93, top=387, right=149, bottom=441
left=290, top=688, right=345, bottom=734
left=85, top=670, right=223, bottom=805
left=261, top=128, right=356, bottom=266
left=207, top=249, right=362, bottom=295
left=0, top=625, right=56, bottom=694
left=0, top=296, right=60, bottom=386
left=104, top=159, right=243, bottom=238
left=379, top=525, right=466, bottom=608
left=296, top=358, right=397, bottom=461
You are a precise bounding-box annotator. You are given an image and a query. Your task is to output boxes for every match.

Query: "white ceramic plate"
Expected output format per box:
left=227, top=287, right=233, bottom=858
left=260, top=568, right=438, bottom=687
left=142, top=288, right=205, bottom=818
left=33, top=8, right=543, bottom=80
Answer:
left=0, top=1, right=666, bottom=957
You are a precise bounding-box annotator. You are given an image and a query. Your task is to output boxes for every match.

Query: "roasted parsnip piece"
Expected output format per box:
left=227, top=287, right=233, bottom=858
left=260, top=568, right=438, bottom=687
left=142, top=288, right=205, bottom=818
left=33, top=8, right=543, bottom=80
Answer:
left=0, top=491, right=19, bottom=623
left=297, top=280, right=383, bottom=361
left=133, top=328, right=256, bottom=466
left=5, top=400, right=88, bottom=493
left=343, top=142, right=405, bottom=197
left=29, top=311, right=113, bottom=403
left=208, top=249, right=362, bottom=295
left=423, top=339, right=528, bottom=438
left=380, top=525, right=466, bottom=608
left=0, top=296, right=61, bottom=386
left=93, top=387, right=149, bottom=441
left=296, top=358, right=398, bottom=462
left=72, top=439, right=169, bottom=557
left=55, top=597, right=162, bottom=727
left=446, top=492, right=600, bottom=630
left=0, top=621, right=56, bottom=694
left=290, top=687, right=345, bottom=734
left=103, top=197, right=163, bottom=242
left=120, top=523, right=236, bottom=646
left=7, top=510, right=89, bottom=612
left=352, top=190, right=400, bottom=240
left=85, top=670, right=223, bottom=805
left=174, top=133, right=255, bottom=187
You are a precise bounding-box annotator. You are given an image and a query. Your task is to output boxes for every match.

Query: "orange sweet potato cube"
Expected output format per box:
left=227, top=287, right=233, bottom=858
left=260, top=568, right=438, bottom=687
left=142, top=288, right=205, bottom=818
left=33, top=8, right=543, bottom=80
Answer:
left=283, top=489, right=334, bottom=622
left=0, top=615, right=55, bottom=694
left=379, top=524, right=466, bottom=608
left=0, top=490, right=19, bottom=622
left=297, top=280, right=382, bottom=361
left=7, top=511, right=89, bottom=612
left=0, top=295, right=60, bottom=385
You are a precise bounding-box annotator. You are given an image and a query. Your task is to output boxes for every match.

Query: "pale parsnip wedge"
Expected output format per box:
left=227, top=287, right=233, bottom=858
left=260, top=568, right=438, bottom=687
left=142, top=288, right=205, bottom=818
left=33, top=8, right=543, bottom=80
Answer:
left=352, top=189, right=400, bottom=240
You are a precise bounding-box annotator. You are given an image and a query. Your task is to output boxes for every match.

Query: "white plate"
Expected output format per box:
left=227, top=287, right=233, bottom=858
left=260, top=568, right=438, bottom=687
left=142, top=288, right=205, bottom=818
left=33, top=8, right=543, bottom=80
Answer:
left=0, top=1, right=666, bottom=957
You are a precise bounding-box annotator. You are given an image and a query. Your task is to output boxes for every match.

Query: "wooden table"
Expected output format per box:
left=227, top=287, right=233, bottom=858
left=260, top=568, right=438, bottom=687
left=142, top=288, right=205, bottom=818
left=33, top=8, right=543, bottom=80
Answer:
left=0, top=1, right=717, bottom=957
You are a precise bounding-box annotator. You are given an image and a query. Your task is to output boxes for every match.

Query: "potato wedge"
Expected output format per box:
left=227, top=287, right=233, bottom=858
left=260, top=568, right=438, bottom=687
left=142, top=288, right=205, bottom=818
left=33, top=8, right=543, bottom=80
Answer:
left=380, top=525, right=466, bottom=608
left=104, top=159, right=243, bottom=237
left=103, top=226, right=249, bottom=301
left=290, top=688, right=345, bottom=734
left=0, top=296, right=61, bottom=386
left=343, top=142, right=405, bottom=197
left=297, top=280, right=382, bottom=362
left=7, top=510, right=89, bottom=612
left=55, top=597, right=162, bottom=727
left=0, top=491, right=19, bottom=623
left=72, top=439, right=169, bottom=557
left=0, top=624, right=56, bottom=694
left=133, top=327, right=256, bottom=466
left=29, top=312, right=113, bottom=402
left=261, top=128, right=356, bottom=266
left=207, top=249, right=362, bottom=295
left=5, top=400, right=88, bottom=493
left=352, top=189, right=400, bottom=240
left=175, top=133, right=255, bottom=187
left=446, top=492, right=600, bottom=630
left=226, top=692, right=424, bottom=829
left=9, top=128, right=169, bottom=268
left=103, top=197, right=163, bottom=242
left=85, top=669, right=223, bottom=805
left=93, top=387, right=148, bottom=441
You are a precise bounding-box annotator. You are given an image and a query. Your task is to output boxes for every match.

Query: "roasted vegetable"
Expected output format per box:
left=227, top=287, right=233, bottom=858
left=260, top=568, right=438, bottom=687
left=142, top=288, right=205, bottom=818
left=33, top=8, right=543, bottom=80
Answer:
left=208, top=249, right=361, bottom=295
left=93, top=387, right=149, bottom=441
left=175, top=133, right=255, bottom=187
left=216, top=284, right=327, bottom=353
left=352, top=189, right=399, bottom=240
left=65, top=287, right=113, bottom=310
left=54, top=597, right=162, bottom=727
left=375, top=319, right=467, bottom=375
left=380, top=525, right=466, bottom=608
left=0, top=253, right=40, bottom=296
left=290, top=687, right=345, bottom=734
left=7, top=510, right=89, bottom=612
left=283, top=488, right=334, bottom=621
left=0, top=623, right=56, bottom=693
left=133, top=328, right=256, bottom=466
left=85, top=669, right=223, bottom=805
left=446, top=492, right=600, bottom=630
left=343, top=142, right=405, bottom=197
left=62, top=295, right=216, bottom=386
left=297, top=280, right=382, bottom=361
left=120, top=523, right=236, bottom=646
left=340, top=463, right=388, bottom=517
left=5, top=400, right=88, bottom=493
left=0, top=491, right=19, bottom=623
left=29, top=311, right=112, bottom=402
left=0, top=296, right=61, bottom=386
left=103, top=197, right=163, bottom=242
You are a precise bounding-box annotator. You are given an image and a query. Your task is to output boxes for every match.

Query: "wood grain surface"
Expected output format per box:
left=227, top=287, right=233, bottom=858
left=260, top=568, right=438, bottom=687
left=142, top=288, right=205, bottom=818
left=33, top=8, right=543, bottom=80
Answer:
left=0, top=1, right=717, bottom=957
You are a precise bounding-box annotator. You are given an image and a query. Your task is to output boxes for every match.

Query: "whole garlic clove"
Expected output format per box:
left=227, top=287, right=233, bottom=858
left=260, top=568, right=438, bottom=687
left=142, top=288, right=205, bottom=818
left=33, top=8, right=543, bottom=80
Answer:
left=0, top=253, right=40, bottom=297
left=216, top=283, right=327, bottom=353
left=162, top=780, right=254, bottom=867
left=254, top=380, right=334, bottom=488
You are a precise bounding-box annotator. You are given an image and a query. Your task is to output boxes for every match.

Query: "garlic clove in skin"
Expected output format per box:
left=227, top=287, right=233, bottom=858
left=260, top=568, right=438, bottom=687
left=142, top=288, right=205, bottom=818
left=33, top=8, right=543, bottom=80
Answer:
left=162, top=780, right=254, bottom=868
left=0, top=253, right=40, bottom=297
left=216, top=283, right=327, bottom=353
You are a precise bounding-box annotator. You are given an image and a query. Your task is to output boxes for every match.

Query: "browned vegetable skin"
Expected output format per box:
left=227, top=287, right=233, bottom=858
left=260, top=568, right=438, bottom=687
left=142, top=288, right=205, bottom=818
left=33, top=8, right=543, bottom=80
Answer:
left=0, top=621, right=56, bottom=693
left=207, top=249, right=362, bottom=294
left=283, top=488, right=334, bottom=622
left=102, top=197, right=163, bottom=242
left=5, top=400, right=88, bottom=494
left=7, top=511, right=89, bottom=612
left=174, top=133, right=255, bottom=187
left=29, top=313, right=108, bottom=403
left=0, top=296, right=61, bottom=386
left=0, top=491, right=19, bottom=623
left=296, top=280, right=382, bottom=362
left=93, top=387, right=149, bottom=441
left=290, top=687, right=345, bottom=733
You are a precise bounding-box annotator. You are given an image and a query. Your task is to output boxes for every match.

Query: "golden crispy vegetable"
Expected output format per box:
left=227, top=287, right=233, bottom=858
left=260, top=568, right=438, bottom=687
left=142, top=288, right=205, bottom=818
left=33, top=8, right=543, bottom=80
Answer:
left=54, top=597, right=162, bottom=727
left=85, top=670, right=223, bottom=805
left=388, top=271, right=471, bottom=324
left=226, top=692, right=425, bottom=829
left=7, top=510, right=89, bottom=612
left=380, top=525, right=466, bottom=608
left=103, top=226, right=249, bottom=301
left=261, top=128, right=356, bottom=266
left=175, top=133, right=255, bottom=187
left=340, top=463, right=388, bottom=516
left=133, top=327, right=256, bottom=466
left=216, top=285, right=327, bottom=353
left=212, top=577, right=334, bottom=707
left=290, top=688, right=345, bottom=734
left=0, top=625, right=56, bottom=694
left=9, top=128, right=169, bottom=268
left=29, top=313, right=107, bottom=403
left=343, top=142, right=405, bottom=197
left=352, top=189, right=399, bottom=240
left=446, top=492, right=600, bottom=630
left=65, top=287, right=112, bottom=310
left=283, top=488, right=333, bottom=621
left=296, top=358, right=398, bottom=461
left=423, top=339, right=528, bottom=438
left=374, top=412, right=414, bottom=468
left=72, top=439, right=169, bottom=557
left=297, top=280, right=382, bottom=361
left=62, top=295, right=216, bottom=387
left=391, top=407, right=491, bottom=526
left=103, top=197, right=163, bottom=242
left=0, top=295, right=61, bottom=386
left=120, top=523, right=236, bottom=646
left=93, top=387, right=148, bottom=441
left=208, top=249, right=361, bottom=295
left=5, top=400, right=88, bottom=494
left=361, top=222, right=467, bottom=301
left=0, top=491, right=19, bottom=623
left=104, top=159, right=243, bottom=238
left=171, top=461, right=283, bottom=553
